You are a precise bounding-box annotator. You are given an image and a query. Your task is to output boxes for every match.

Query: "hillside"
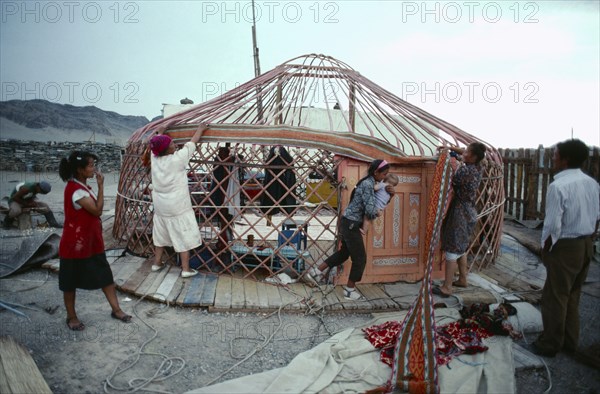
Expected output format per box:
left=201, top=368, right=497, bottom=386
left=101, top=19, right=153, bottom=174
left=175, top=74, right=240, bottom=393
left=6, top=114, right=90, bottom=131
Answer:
left=0, top=100, right=151, bottom=145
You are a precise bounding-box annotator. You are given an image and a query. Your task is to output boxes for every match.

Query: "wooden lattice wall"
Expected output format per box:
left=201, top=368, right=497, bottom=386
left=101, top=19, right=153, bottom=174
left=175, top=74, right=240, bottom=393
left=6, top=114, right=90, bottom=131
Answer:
left=113, top=138, right=505, bottom=281
left=114, top=140, right=342, bottom=280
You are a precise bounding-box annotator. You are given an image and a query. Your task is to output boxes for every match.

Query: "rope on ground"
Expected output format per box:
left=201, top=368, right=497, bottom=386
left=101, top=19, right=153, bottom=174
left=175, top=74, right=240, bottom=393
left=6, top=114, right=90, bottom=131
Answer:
left=199, top=277, right=463, bottom=389
left=519, top=324, right=553, bottom=394
left=201, top=281, right=342, bottom=388
left=541, top=358, right=553, bottom=394
left=103, top=288, right=186, bottom=394
left=202, top=302, right=290, bottom=387
left=0, top=300, right=31, bottom=320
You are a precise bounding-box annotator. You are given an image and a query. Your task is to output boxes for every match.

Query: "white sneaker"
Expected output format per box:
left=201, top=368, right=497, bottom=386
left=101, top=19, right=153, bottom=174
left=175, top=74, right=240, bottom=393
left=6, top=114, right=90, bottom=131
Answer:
left=181, top=269, right=198, bottom=278
left=343, top=286, right=365, bottom=301
left=303, top=266, right=323, bottom=286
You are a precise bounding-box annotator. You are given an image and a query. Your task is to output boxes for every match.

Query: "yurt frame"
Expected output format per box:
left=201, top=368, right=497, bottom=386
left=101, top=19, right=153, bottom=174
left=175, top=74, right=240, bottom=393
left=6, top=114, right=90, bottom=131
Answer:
left=113, top=54, right=504, bottom=283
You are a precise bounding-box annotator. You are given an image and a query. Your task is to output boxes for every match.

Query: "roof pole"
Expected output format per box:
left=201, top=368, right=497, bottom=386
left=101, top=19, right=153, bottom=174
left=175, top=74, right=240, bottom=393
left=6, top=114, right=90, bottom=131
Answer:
left=251, top=0, right=261, bottom=78
left=349, top=83, right=356, bottom=132
left=251, top=0, right=264, bottom=122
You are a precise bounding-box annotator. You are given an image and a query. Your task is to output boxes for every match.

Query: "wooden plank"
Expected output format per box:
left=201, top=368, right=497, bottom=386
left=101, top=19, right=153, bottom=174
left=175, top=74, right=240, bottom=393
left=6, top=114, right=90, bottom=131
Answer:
left=182, top=274, right=207, bottom=306
left=494, top=254, right=546, bottom=289
left=508, top=150, right=516, bottom=216
left=135, top=264, right=171, bottom=298
left=481, top=265, right=542, bottom=304
left=121, top=259, right=154, bottom=293
left=376, top=284, right=404, bottom=309
left=243, top=279, right=261, bottom=309
left=357, top=284, right=396, bottom=309
left=265, top=282, right=282, bottom=309
left=278, top=284, right=302, bottom=310
left=287, top=282, right=310, bottom=310
left=108, top=253, right=140, bottom=279
left=107, top=260, right=126, bottom=279
left=199, top=274, right=218, bottom=306
left=362, top=287, right=388, bottom=310
left=540, top=148, right=551, bottom=218
left=154, top=269, right=180, bottom=302
left=166, top=276, right=186, bottom=304
left=515, top=148, right=524, bottom=219
left=525, top=149, right=539, bottom=220
left=230, top=277, right=246, bottom=309
left=501, top=149, right=508, bottom=212
left=174, top=273, right=195, bottom=305
left=213, top=275, right=232, bottom=310
left=0, top=336, right=52, bottom=394
left=254, top=281, right=272, bottom=309
left=143, top=266, right=175, bottom=301
left=305, top=286, right=324, bottom=310
left=323, top=285, right=344, bottom=311
left=333, top=286, right=357, bottom=310
left=113, top=257, right=145, bottom=288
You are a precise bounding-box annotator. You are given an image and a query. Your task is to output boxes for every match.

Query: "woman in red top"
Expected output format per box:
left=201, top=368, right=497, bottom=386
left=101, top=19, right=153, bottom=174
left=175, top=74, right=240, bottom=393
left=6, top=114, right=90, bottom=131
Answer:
left=58, top=151, right=131, bottom=331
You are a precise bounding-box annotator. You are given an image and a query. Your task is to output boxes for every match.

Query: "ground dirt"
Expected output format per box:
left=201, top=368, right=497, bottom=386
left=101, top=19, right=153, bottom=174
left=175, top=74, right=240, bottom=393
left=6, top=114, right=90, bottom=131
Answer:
left=1, top=268, right=599, bottom=393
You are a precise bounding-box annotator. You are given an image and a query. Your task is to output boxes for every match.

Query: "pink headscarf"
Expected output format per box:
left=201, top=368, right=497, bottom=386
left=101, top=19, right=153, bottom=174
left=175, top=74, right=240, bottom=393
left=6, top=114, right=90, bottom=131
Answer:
left=150, top=135, right=172, bottom=156
left=377, top=160, right=389, bottom=170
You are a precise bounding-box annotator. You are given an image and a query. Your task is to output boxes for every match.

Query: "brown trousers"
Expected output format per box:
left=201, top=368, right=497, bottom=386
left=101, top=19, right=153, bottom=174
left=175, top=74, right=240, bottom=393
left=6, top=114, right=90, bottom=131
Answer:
left=537, top=237, right=593, bottom=352
left=8, top=200, right=50, bottom=218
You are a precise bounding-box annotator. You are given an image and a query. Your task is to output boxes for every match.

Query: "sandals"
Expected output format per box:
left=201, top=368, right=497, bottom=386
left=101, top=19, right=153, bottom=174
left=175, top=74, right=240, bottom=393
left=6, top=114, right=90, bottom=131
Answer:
left=66, top=317, right=85, bottom=331
left=432, top=286, right=451, bottom=298
left=111, top=310, right=132, bottom=323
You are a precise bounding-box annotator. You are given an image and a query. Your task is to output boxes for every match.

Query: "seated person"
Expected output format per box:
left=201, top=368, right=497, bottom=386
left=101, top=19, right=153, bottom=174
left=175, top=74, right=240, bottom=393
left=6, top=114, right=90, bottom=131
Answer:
left=3, top=180, right=62, bottom=228
left=360, top=173, right=399, bottom=235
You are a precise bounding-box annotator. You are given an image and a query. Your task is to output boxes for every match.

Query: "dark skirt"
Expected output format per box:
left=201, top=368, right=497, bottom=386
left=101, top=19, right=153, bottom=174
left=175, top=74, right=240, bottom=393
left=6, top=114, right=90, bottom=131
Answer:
left=59, top=253, right=114, bottom=291
left=440, top=199, right=478, bottom=255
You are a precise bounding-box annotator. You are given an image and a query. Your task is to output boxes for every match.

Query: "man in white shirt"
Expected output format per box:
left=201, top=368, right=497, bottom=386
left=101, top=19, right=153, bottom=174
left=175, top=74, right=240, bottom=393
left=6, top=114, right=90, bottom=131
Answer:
left=533, top=139, right=600, bottom=357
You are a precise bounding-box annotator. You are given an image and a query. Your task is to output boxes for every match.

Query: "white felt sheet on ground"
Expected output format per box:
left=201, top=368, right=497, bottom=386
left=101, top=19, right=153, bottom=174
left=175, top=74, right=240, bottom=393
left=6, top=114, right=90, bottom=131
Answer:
left=186, top=309, right=516, bottom=394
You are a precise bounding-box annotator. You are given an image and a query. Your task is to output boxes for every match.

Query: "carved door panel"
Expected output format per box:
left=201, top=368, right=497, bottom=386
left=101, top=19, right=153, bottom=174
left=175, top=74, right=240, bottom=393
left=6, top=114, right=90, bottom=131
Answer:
left=336, top=159, right=443, bottom=284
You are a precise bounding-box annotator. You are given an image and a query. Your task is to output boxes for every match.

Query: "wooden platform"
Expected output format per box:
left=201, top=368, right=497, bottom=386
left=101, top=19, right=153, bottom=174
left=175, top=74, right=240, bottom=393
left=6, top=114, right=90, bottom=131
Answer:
left=40, top=253, right=508, bottom=312
left=41, top=225, right=547, bottom=313
left=102, top=255, right=406, bottom=312
left=0, top=336, right=52, bottom=394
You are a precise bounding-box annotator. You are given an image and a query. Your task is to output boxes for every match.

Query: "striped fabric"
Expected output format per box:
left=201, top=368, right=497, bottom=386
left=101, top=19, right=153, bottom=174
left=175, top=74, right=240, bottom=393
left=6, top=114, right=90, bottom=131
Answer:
left=368, top=151, right=454, bottom=394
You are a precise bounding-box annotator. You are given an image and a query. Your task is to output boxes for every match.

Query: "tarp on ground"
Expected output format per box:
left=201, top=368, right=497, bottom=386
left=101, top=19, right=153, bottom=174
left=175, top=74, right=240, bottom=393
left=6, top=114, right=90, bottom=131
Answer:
left=186, top=309, right=516, bottom=394
left=0, top=231, right=60, bottom=278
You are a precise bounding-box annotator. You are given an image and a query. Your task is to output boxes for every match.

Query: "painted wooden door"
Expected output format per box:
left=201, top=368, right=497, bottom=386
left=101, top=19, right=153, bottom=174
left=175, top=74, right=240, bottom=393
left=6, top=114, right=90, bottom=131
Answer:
left=336, top=159, right=444, bottom=284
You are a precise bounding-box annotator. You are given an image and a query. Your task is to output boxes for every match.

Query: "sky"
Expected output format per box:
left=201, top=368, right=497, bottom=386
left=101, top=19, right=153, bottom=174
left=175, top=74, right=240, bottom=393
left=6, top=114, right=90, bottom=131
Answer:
left=1, top=0, right=598, bottom=148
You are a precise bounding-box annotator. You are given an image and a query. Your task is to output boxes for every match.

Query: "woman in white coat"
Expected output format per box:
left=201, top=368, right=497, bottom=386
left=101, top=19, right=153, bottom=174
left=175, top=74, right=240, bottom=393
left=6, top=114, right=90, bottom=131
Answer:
left=149, top=123, right=208, bottom=278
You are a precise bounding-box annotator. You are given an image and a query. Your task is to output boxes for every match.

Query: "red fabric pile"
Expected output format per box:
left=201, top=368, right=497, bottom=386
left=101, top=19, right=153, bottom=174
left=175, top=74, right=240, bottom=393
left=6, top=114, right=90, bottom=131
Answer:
left=363, top=303, right=522, bottom=367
